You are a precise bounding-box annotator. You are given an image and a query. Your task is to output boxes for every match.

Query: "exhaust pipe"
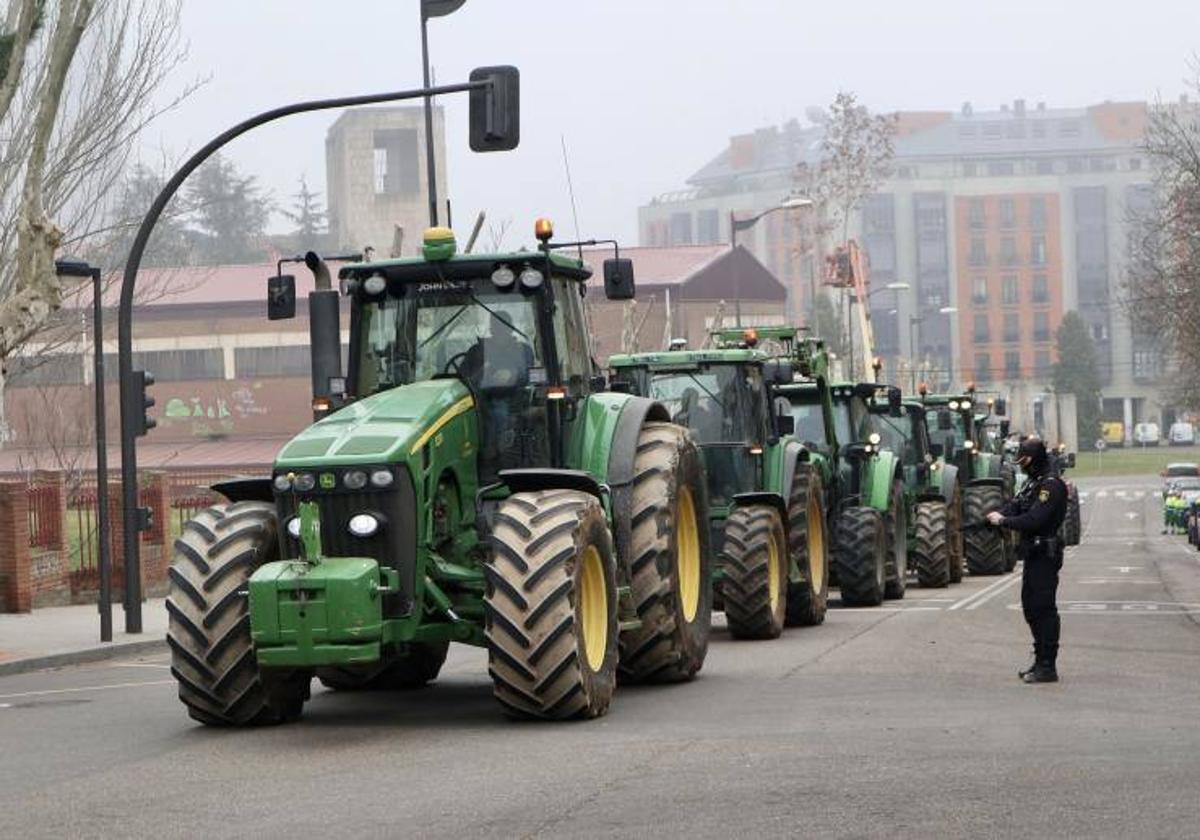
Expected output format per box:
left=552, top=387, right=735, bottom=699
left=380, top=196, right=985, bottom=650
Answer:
left=304, top=251, right=343, bottom=419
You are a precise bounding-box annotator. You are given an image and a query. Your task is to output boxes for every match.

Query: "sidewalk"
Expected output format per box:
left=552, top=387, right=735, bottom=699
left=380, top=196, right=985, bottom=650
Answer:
left=0, top=599, right=167, bottom=676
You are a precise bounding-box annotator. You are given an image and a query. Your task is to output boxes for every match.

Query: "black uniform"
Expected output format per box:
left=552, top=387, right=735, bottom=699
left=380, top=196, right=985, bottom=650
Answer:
left=998, top=450, right=1068, bottom=680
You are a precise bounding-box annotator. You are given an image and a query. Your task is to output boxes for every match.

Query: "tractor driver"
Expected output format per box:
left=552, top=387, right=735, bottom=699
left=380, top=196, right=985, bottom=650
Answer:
left=470, top=321, right=536, bottom=471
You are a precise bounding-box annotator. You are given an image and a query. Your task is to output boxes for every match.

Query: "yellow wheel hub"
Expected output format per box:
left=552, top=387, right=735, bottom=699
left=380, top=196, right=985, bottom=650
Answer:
left=578, top=545, right=608, bottom=672
left=808, top=494, right=826, bottom=591
left=676, top=486, right=701, bottom=623
left=767, top=530, right=782, bottom=610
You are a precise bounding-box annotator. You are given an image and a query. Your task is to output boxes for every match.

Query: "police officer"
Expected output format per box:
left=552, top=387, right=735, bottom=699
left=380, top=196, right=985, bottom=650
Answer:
left=985, top=438, right=1068, bottom=683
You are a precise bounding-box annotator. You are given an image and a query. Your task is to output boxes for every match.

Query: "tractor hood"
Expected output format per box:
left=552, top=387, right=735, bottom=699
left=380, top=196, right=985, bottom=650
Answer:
left=275, top=379, right=474, bottom=468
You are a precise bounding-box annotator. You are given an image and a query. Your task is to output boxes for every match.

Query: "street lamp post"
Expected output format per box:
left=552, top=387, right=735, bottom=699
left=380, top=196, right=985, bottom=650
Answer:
left=730, top=195, right=812, bottom=325
left=908, top=306, right=957, bottom=391
left=419, top=0, right=468, bottom=227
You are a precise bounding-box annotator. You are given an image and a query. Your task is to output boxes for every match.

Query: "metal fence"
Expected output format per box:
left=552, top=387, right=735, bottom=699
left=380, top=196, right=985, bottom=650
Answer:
left=26, top=483, right=62, bottom=550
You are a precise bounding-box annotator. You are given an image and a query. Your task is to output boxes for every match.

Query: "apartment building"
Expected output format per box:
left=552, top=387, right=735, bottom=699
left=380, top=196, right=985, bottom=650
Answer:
left=639, top=99, right=1165, bottom=434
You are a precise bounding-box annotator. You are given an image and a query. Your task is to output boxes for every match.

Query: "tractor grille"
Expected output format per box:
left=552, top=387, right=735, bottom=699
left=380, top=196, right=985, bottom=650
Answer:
left=274, top=465, right=418, bottom=615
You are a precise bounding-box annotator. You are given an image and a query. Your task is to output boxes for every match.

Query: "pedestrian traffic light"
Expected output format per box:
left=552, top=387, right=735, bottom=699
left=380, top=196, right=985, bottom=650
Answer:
left=125, top=369, right=156, bottom=436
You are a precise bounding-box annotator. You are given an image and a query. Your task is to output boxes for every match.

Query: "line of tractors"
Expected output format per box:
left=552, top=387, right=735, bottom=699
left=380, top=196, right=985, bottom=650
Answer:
left=165, top=217, right=1077, bottom=726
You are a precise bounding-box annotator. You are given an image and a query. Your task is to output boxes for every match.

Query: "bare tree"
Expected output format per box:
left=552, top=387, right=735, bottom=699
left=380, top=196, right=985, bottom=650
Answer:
left=1124, top=70, right=1200, bottom=406
left=484, top=217, right=512, bottom=252
left=0, top=0, right=191, bottom=441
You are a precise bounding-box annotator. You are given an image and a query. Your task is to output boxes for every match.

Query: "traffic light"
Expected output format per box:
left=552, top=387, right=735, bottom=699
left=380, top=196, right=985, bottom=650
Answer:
left=125, top=369, right=156, bottom=436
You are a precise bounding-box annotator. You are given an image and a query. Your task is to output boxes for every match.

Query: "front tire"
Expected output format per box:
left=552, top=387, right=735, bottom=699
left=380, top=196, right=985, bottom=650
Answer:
left=833, top=507, right=886, bottom=607
left=617, top=423, right=711, bottom=683
left=883, top=479, right=908, bottom=600
left=486, top=490, right=618, bottom=720
left=784, top=464, right=829, bottom=627
left=912, top=501, right=950, bottom=588
left=963, top=484, right=1007, bottom=575
left=167, top=502, right=309, bottom=726
left=721, top=505, right=787, bottom=639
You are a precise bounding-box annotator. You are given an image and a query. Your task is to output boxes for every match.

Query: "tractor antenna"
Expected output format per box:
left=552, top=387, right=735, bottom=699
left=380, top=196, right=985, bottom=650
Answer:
left=560, top=134, right=584, bottom=262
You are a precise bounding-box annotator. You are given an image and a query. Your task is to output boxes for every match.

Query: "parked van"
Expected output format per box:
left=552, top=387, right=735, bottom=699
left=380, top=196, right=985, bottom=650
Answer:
left=1101, top=421, right=1125, bottom=447
left=1169, top=422, right=1196, bottom=446
left=1134, top=422, right=1161, bottom=446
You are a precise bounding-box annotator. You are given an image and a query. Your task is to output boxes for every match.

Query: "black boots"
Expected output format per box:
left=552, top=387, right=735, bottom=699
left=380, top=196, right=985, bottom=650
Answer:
left=1018, top=646, right=1039, bottom=679
left=1022, top=663, right=1058, bottom=683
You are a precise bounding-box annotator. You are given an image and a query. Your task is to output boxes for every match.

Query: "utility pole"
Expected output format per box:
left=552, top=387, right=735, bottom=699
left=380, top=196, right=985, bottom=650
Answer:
left=419, top=0, right=468, bottom=227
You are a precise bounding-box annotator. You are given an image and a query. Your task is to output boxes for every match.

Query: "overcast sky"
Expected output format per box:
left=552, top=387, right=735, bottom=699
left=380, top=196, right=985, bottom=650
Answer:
left=143, top=0, right=1200, bottom=248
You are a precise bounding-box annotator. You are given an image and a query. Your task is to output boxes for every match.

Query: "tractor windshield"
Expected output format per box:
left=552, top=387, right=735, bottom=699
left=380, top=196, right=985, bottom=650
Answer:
left=355, top=280, right=545, bottom=396
left=647, top=365, right=763, bottom=445
left=785, top=389, right=829, bottom=449
left=872, top=412, right=919, bottom=465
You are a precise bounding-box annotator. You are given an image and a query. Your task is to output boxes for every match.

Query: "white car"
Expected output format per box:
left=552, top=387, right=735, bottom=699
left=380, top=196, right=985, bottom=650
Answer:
left=1169, top=422, right=1195, bottom=446
left=1134, top=422, right=1161, bottom=446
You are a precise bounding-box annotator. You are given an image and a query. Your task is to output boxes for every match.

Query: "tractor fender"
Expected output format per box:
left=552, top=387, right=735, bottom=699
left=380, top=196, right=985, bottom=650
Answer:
left=497, top=468, right=604, bottom=500
left=939, top=463, right=960, bottom=501
left=732, top=491, right=787, bottom=519
left=863, top=449, right=899, bottom=511
left=776, top=440, right=806, bottom=506
left=211, top=477, right=274, bottom=503
left=965, top=476, right=1005, bottom=490
left=605, top=395, right=672, bottom=487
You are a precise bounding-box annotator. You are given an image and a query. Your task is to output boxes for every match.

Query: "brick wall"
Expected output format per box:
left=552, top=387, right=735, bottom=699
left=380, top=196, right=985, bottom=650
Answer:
left=0, top=482, right=32, bottom=612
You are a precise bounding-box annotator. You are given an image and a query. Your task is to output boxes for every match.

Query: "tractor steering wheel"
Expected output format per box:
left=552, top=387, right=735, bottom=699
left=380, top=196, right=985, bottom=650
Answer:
left=442, top=349, right=471, bottom=377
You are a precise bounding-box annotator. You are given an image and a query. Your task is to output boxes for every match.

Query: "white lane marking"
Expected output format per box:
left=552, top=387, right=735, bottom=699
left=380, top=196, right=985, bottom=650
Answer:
left=0, top=703, right=11, bottom=709
left=1111, top=566, right=1142, bottom=573
left=1006, top=600, right=1200, bottom=614
left=1135, top=491, right=1146, bottom=499
left=966, top=574, right=1022, bottom=610
left=0, top=679, right=173, bottom=701
left=107, top=662, right=171, bottom=670
left=1115, top=490, right=1127, bottom=498
left=948, top=571, right=1020, bottom=610
left=1077, top=578, right=1159, bottom=584
left=1126, top=512, right=1140, bottom=520
left=1080, top=491, right=1090, bottom=499
left=1096, top=491, right=1109, bottom=499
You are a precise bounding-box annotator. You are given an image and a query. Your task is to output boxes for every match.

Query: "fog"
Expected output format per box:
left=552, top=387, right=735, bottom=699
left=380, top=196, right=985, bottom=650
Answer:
left=142, top=0, right=1200, bottom=246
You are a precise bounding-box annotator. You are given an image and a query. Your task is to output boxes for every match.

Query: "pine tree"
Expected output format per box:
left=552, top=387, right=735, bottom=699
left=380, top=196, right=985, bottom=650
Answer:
left=283, top=175, right=327, bottom=252
left=185, top=152, right=273, bottom=264
left=100, top=163, right=193, bottom=268
left=1052, top=312, right=1102, bottom=444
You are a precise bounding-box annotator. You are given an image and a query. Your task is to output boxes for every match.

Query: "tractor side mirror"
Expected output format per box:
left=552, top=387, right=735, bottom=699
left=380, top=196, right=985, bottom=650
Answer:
left=603, top=258, right=635, bottom=300
left=763, top=359, right=793, bottom=385
left=1067, top=452, right=1076, bottom=468
left=469, top=65, right=520, bottom=152
left=994, top=398, right=1007, bottom=416
left=887, top=387, right=902, bottom=416
left=929, top=442, right=944, bottom=458
left=775, top=414, right=795, bottom=436
left=268, top=274, right=296, bottom=320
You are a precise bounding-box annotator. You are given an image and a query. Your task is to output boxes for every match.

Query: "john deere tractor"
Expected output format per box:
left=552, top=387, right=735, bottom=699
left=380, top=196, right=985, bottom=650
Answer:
left=166, top=222, right=712, bottom=725
left=775, top=337, right=905, bottom=607
left=607, top=327, right=829, bottom=639
left=916, top=386, right=1014, bottom=575
left=869, top=397, right=964, bottom=587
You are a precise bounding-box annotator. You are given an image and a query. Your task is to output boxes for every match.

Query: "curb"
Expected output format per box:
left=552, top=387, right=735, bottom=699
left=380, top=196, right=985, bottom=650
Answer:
left=0, top=638, right=166, bottom=677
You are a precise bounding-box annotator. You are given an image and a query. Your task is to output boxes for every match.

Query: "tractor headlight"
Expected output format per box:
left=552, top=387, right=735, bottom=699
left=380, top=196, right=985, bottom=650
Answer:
left=273, top=474, right=292, bottom=492
left=868, top=432, right=882, bottom=446
left=369, top=469, right=394, bottom=488
left=948, top=400, right=960, bottom=410
left=491, top=266, right=515, bottom=288
left=963, top=440, right=975, bottom=450
left=519, top=267, right=544, bottom=289
left=348, top=513, right=380, bottom=538
left=363, top=273, right=387, bottom=295
left=292, top=473, right=316, bottom=492
left=961, top=399, right=972, bottom=410
left=285, top=516, right=302, bottom=539
left=343, top=470, right=368, bottom=490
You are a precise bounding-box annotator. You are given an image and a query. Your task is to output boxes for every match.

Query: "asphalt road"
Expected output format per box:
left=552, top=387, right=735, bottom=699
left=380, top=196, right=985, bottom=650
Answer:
left=2, top=474, right=1199, bottom=839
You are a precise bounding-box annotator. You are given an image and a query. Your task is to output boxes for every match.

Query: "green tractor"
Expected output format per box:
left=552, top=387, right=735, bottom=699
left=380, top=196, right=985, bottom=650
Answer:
left=166, top=223, right=713, bottom=724
left=607, top=327, right=829, bottom=639
left=868, top=397, right=965, bottom=588
left=916, top=386, right=1015, bottom=575
left=774, top=337, right=906, bottom=607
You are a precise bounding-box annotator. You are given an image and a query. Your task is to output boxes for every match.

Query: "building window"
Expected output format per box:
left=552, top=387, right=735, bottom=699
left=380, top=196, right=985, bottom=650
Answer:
left=963, top=162, right=977, bottom=177
left=1002, top=275, right=1018, bottom=305
left=1035, top=350, right=1051, bottom=375
left=1059, top=122, right=1081, bottom=137
left=1033, top=311, right=1050, bottom=342
left=1035, top=159, right=1054, bottom=175
left=1133, top=349, right=1158, bottom=380
left=1067, top=157, right=1085, bottom=174
left=1091, top=322, right=1109, bottom=342
left=669, top=212, right=693, bottom=245
left=1032, top=122, right=1047, bottom=139
left=975, top=352, right=991, bottom=382
left=1003, top=313, right=1020, bottom=343
left=968, top=199, right=986, bottom=229
left=1000, top=237, right=1018, bottom=266
left=973, top=314, right=990, bottom=342
left=696, top=209, right=720, bottom=244
left=999, top=198, right=1016, bottom=228
left=1030, top=235, right=1047, bottom=265
left=1005, top=351, right=1021, bottom=378
left=969, top=238, right=988, bottom=266
left=1130, top=157, right=1143, bottom=171
left=972, top=276, right=988, bottom=305
left=234, top=346, right=311, bottom=379
left=1032, top=273, right=1049, bottom=303
left=1030, top=196, right=1047, bottom=230
left=987, top=160, right=1015, bottom=176
left=897, top=165, right=915, bottom=179
left=983, top=123, right=1003, bottom=139
left=372, top=128, right=420, bottom=196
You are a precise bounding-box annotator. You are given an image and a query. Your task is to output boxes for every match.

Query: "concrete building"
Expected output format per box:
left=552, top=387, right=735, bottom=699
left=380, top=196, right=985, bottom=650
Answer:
left=639, top=100, right=1164, bottom=439
left=325, top=106, right=447, bottom=257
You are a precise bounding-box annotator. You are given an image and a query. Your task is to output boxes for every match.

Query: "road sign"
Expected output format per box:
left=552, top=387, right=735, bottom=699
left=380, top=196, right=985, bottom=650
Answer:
left=1095, top=439, right=1107, bottom=451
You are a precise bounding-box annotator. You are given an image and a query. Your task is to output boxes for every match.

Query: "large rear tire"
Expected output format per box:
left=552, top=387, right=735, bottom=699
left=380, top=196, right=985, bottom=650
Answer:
left=486, top=490, right=618, bottom=720
left=912, top=501, right=950, bottom=588
left=166, top=502, right=309, bottom=726
left=833, top=507, right=886, bottom=607
left=316, top=641, right=449, bottom=691
left=964, top=484, right=1006, bottom=575
left=617, top=423, right=711, bottom=683
left=784, top=464, right=829, bottom=627
left=883, top=479, right=908, bottom=600
left=721, top=505, right=787, bottom=640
